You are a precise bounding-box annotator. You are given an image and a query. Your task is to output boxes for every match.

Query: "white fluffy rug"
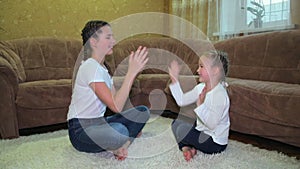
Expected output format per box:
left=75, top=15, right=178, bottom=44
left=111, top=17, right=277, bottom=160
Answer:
left=1, top=115, right=299, bottom=169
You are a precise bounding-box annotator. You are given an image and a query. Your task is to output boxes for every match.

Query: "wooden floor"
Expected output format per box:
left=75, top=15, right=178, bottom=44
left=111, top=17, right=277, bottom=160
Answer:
left=19, top=111, right=300, bottom=160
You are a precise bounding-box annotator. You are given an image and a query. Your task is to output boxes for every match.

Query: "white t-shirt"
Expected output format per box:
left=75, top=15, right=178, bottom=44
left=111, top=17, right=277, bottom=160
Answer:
left=169, top=82, right=230, bottom=145
left=67, top=58, right=113, bottom=120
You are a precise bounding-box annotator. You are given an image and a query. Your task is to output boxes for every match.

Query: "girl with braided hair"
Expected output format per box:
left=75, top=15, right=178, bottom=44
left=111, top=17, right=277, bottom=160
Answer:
left=168, top=50, right=230, bottom=161
left=67, top=20, right=150, bottom=160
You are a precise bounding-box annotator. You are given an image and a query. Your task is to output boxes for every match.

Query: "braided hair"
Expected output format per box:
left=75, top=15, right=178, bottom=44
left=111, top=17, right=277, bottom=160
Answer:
left=80, top=20, right=112, bottom=75
left=81, top=20, right=110, bottom=60
left=73, top=20, right=112, bottom=89
left=216, top=50, right=229, bottom=76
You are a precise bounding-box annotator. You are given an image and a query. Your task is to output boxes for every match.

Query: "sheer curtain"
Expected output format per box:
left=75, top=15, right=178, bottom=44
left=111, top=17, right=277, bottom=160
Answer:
left=169, top=0, right=295, bottom=41
left=169, top=0, right=219, bottom=41
left=219, top=0, right=247, bottom=39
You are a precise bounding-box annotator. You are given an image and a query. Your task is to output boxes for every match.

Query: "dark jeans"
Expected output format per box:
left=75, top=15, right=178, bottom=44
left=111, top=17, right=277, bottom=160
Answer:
left=68, top=105, right=150, bottom=153
left=171, top=118, right=227, bottom=154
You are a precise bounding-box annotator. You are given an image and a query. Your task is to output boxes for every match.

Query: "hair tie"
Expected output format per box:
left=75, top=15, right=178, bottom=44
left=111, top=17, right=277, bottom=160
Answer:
left=221, top=81, right=229, bottom=88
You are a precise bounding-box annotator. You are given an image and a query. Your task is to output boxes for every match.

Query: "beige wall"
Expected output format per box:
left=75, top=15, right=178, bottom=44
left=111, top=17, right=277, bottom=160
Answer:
left=0, top=0, right=168, bottom=40
left=0, top=0, right=298, bottom=41
left=291, top=0, right=300, bottom=27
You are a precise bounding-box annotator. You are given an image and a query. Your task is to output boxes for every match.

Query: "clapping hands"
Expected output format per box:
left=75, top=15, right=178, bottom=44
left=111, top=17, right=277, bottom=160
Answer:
left=197, top=86, right=207, bottom=106
left=168, top=60, right=181, bottom=84
left=128, top=46, right=149, bottom=77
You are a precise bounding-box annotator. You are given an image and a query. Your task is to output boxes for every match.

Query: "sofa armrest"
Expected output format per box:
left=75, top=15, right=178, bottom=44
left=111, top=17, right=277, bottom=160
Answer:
left=0, top=57, right=19, bottom=91
left=0, top=57, right=20, bottom=138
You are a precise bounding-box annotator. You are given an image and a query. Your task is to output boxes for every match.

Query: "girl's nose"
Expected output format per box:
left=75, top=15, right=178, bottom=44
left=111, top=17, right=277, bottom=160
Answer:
left=112, top=37, right=116, bottom=45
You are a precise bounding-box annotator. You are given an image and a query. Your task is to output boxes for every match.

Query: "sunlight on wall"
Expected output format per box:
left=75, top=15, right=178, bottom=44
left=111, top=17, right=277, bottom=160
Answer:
left=0, top=0, right=167, bottom=40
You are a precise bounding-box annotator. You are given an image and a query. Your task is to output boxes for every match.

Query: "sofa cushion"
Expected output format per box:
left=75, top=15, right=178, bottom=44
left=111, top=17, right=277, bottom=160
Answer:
left=214, top=30, right=300, bottom=84
left=110, top=37, right=211, bottom=76
left=0, top=41, right=26, bottom=82
left=137, top=74, right=170, bottom=94
left=227, top=77, right=300, bottom=127
left=8, top=38, right=82, bottom=82
left=16, top=79, right=72, bottom=109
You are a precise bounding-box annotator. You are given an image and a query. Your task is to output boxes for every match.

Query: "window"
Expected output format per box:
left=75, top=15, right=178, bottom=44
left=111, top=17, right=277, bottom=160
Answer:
left=219, top=0, right=292, bottom=38
left=247, top=0, right=290, bottom=28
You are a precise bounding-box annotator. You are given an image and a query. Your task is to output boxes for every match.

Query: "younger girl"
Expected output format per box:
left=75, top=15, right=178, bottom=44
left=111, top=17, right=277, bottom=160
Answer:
left=67, top=20, right=150, bottom=160
left=168, top=50, right=230, bottom=161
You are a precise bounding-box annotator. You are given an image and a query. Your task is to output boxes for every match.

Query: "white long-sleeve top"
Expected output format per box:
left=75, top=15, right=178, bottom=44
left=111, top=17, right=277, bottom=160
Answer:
left=169, top=82, right=230, bottom=145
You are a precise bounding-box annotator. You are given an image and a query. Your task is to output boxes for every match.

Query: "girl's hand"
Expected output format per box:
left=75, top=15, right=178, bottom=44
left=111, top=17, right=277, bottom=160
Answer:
left=127, top=46, right=149, bottom=77
left=168, top=60, right=181, bottom=83
left=197, top=86, right=207, bottom=106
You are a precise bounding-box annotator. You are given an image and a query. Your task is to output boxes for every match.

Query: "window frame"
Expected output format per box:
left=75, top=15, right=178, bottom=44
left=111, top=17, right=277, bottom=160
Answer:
left=218, top=0, right=293, bottom=37
left=246, top=0, right=290, bottom=28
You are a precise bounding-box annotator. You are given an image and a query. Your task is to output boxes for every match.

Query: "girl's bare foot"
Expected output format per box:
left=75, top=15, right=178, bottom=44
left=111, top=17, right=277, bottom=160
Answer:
left=113, top=147, right=128, bottom=161
left=113, top=140, right=130, bottom=161
left=182, top=146, right=197, bottom=161
left=136, top=131, right=142, bottom=138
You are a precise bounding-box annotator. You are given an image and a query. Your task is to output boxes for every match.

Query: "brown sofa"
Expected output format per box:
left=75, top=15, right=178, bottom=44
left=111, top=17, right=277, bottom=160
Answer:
left=0, top=38, right=82, bottom=139
left=214, top=30, right=300, bottom=148
left=0, top=36, right=203, bottom=139
left=0, top=30, right=299, bottom=148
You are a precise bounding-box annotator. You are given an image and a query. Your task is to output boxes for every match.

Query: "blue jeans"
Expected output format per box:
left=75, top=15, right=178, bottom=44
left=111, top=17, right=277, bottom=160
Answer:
left=171, top=118, right=227, bottom=154
left=68, top=105, right=150, bottom=153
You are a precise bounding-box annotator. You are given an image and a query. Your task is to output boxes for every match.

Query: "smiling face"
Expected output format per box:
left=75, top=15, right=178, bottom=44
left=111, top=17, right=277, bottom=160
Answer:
left=91, top=25, right=115, bottom=57
left=197, top=56, right=211, bottom=83
left=197, top=51, right=229, bottom=89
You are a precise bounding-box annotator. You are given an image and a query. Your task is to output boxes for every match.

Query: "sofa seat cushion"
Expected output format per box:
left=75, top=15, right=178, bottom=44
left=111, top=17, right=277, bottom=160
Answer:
left=137, top=74, right=170, bottom=94
left=16, top=79, right=71, bottom=109
left=227, top=77, right=300, bottom=127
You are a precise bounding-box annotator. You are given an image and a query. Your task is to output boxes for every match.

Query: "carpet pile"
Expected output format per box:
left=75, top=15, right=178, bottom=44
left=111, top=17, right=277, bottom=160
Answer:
left=0, top=115, right=299, bottom=169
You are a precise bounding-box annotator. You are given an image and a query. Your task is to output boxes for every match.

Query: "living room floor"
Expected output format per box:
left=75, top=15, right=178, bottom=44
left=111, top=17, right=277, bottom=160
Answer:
left=19, top=111, right=300, bottom=160
left=229, top=130, right=300, bottom=160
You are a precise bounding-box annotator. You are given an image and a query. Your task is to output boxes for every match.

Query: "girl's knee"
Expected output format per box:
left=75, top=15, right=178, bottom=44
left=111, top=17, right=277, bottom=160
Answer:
left=136, top=105, right=150, bottom=113
left=136, top=105, right=150, bottom=120
left=136, top=105, right=148, bottom=110
left=110, top=123, right=129, bottom=136
left=171, top=119, right=184, bottom=131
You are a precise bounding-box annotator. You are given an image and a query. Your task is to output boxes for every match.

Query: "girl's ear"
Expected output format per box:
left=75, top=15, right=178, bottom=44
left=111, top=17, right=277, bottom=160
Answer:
left=212, top=66, right=220, bottom=75
left=89, top=37, right=98, bottom=48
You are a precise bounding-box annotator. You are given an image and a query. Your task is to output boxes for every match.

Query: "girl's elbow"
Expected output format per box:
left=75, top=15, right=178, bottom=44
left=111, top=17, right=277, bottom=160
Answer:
left=107, top=104, right=121, bottom=113
left=110, top=108, right=120, bottom=113
left=177, top=103, right=183, bottom=107
left=176, top=101, right=185, bottom=107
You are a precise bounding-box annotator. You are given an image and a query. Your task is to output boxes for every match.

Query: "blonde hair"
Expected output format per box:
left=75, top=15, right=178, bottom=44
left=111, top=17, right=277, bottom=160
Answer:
left=202, top=50, right=229, bottom=87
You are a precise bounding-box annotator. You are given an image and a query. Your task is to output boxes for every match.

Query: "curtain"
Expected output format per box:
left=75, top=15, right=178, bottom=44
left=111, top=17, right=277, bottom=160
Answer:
left=219, top=0, right=247, bottom=39
left=169, top=0, right=296, bottom=41
left=169, top=0, right=219, bottom=41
